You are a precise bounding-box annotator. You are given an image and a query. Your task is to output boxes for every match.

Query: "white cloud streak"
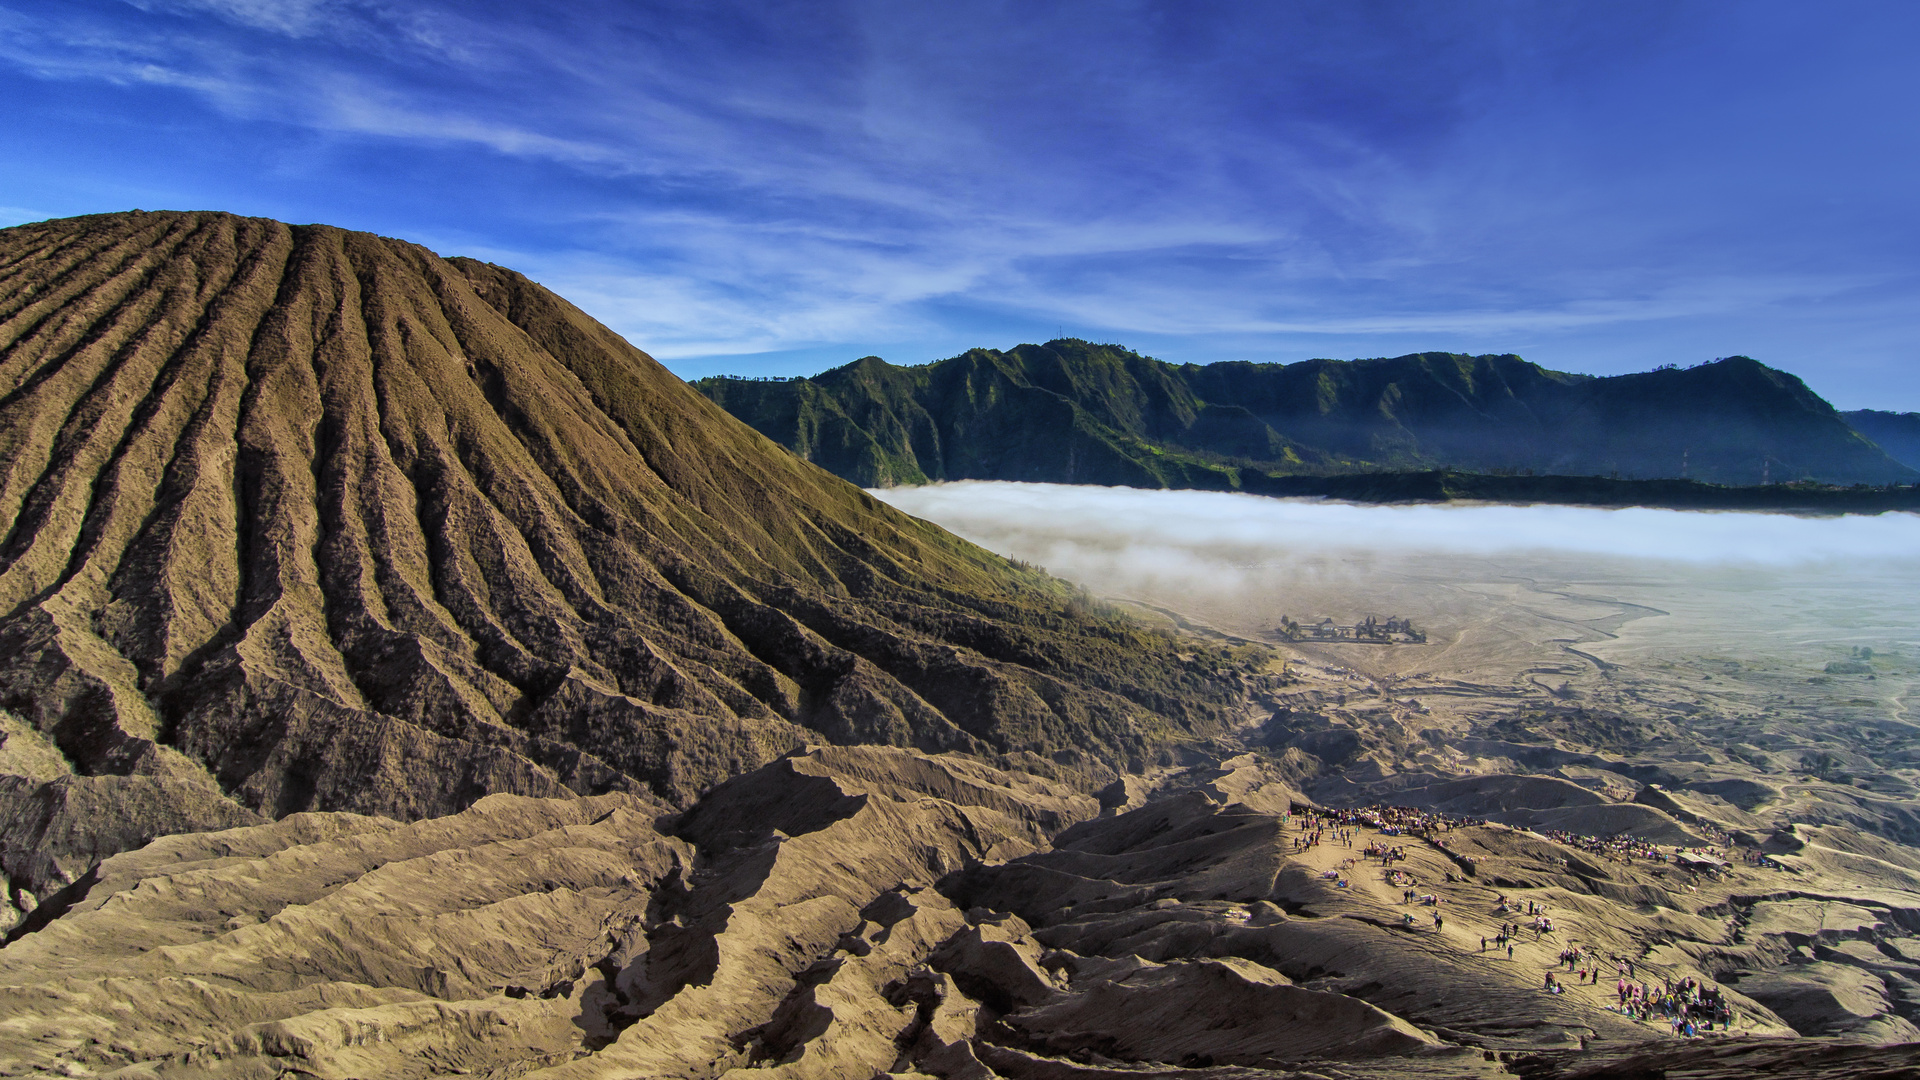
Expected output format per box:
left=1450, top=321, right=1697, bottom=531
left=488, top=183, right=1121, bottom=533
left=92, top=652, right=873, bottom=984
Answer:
left=6, top=2, right=1917, bottom=388
left=872, top=483, right=1920, bottom=606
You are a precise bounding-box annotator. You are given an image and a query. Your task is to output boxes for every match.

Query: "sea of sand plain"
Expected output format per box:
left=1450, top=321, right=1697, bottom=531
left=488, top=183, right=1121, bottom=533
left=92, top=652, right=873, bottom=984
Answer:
left=877, top=482, right=1920, bottom=825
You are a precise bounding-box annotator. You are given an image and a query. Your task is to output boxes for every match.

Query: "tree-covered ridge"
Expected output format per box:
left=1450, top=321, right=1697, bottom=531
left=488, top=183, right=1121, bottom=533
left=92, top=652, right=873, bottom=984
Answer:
left=1843, top=410, right=1920, bottom=471
left=697, top=341, right=1915, bottom=490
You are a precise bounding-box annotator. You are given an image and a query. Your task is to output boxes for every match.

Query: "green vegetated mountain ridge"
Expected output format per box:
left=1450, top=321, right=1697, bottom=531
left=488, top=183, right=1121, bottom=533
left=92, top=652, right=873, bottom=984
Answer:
left=1844, top=409, right=1920, bottom=471
left=696, top=340, right=1916, bottom=493
left=0, top=210, right=1258, bottom=895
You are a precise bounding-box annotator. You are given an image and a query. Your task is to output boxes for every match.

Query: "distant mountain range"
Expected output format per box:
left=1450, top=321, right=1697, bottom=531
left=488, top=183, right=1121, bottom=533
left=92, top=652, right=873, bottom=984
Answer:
left=696, top=342, right=1917, bottom=491
left=1843, top=409, right=1920, bottom=471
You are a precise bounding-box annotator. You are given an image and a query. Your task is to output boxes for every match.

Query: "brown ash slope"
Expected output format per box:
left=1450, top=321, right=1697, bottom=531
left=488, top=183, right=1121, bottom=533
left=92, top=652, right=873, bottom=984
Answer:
left=5, top=747, right=1916, bottom=1079
left=0, top=748, right=1428, bottom=1079
left=0, top=210, right=1253, bottom=897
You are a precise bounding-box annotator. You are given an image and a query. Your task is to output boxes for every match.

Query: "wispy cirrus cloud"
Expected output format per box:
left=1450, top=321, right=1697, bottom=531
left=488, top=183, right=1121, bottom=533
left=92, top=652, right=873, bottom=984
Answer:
left=4, top=2, right=1920, bottom=405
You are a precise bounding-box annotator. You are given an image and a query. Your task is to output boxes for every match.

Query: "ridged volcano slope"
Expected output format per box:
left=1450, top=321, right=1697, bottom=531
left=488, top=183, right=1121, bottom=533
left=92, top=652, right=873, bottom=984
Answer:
left=0, top=211, right=1250, bottom=891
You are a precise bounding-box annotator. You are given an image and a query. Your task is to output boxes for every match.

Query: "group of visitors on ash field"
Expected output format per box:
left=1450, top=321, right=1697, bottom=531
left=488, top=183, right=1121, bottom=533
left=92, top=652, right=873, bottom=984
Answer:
left=1280, top=801, right=1758, bottom=1038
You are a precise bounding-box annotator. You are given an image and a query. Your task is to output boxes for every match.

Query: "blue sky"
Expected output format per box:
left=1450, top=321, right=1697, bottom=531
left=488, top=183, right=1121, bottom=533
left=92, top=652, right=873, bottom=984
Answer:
left=3, top=2, right=1917, bottom=408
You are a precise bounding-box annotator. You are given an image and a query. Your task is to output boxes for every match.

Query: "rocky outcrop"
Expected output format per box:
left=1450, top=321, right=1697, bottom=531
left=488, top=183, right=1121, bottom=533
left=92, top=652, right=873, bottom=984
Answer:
left=0, top=211, right=1259, bottom=896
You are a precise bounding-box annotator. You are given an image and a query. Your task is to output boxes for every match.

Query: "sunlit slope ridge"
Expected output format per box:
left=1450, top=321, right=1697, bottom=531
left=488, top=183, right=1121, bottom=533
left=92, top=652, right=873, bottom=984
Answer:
left=698, top=340, right=1915, bottom=488
left=0, top=211, right=1247, bottom=885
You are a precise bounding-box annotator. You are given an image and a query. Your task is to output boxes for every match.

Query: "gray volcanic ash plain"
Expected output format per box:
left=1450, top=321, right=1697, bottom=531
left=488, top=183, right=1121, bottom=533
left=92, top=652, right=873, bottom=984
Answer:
left=1, top=212, right=1918, bottom=1078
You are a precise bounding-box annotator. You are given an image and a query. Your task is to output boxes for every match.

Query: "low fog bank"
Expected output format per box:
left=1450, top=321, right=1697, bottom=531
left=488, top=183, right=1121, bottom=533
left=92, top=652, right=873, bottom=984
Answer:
left=872, top=483, right=1920, bottom=656
left=875, top=482, right=1920, bottom=571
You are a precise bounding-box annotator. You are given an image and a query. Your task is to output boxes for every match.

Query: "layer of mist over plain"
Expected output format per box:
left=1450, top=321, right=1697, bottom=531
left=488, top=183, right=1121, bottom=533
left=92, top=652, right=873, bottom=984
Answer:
left=873, top=482, right=1920, bottom=668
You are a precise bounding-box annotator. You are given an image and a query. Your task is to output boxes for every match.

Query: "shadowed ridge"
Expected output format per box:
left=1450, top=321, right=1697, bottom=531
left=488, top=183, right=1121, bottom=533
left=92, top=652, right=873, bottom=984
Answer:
left=1843, top=408, right=1920, bottom=470
left=0, top=210, right=1257, bottom=895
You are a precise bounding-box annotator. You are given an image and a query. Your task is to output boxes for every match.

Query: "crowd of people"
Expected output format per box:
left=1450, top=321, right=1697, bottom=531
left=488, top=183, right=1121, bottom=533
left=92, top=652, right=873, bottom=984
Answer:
left=1529, top=935, right=1736, bottom=1037
left=1738, top=848, right=1790, bottom=869
left=1286, top=812, right=1360, bottom=852
left=1290, top=804, right=1490, bottom=876
left=1556, top=944, right=1623, bottom=982
left=1532, top=828, right=1774, bottom=875
left=1280, top=802, right=1748, bottom=1040
left=1614, top=975, right=1734, bottom=1035
left=1291, top=801, right=1777, bottom=881
left=1295, top=804, right=1488, bottom=836
left=1536, top=829, right=1671, bottom=860
left=1366, top=840, right=1412, bottom=866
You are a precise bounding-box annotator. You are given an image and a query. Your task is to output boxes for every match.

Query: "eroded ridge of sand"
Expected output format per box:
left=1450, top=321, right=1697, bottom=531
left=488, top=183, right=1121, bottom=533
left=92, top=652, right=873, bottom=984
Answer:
left=3, top=745, right=1915, bottom=1079
left=0, top=210, right=1261, bottom=906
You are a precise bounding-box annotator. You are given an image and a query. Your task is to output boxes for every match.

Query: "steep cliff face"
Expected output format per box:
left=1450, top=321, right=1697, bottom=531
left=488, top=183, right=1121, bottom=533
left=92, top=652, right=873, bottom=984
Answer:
left=0, top=211, right=1252, bottom=892
left=699, top=342, right=1916, bottom=488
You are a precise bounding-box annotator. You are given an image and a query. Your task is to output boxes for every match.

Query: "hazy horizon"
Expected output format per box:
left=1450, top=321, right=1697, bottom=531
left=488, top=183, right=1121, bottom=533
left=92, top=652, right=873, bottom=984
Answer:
left=875, top=482, right=1920, bottom=662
